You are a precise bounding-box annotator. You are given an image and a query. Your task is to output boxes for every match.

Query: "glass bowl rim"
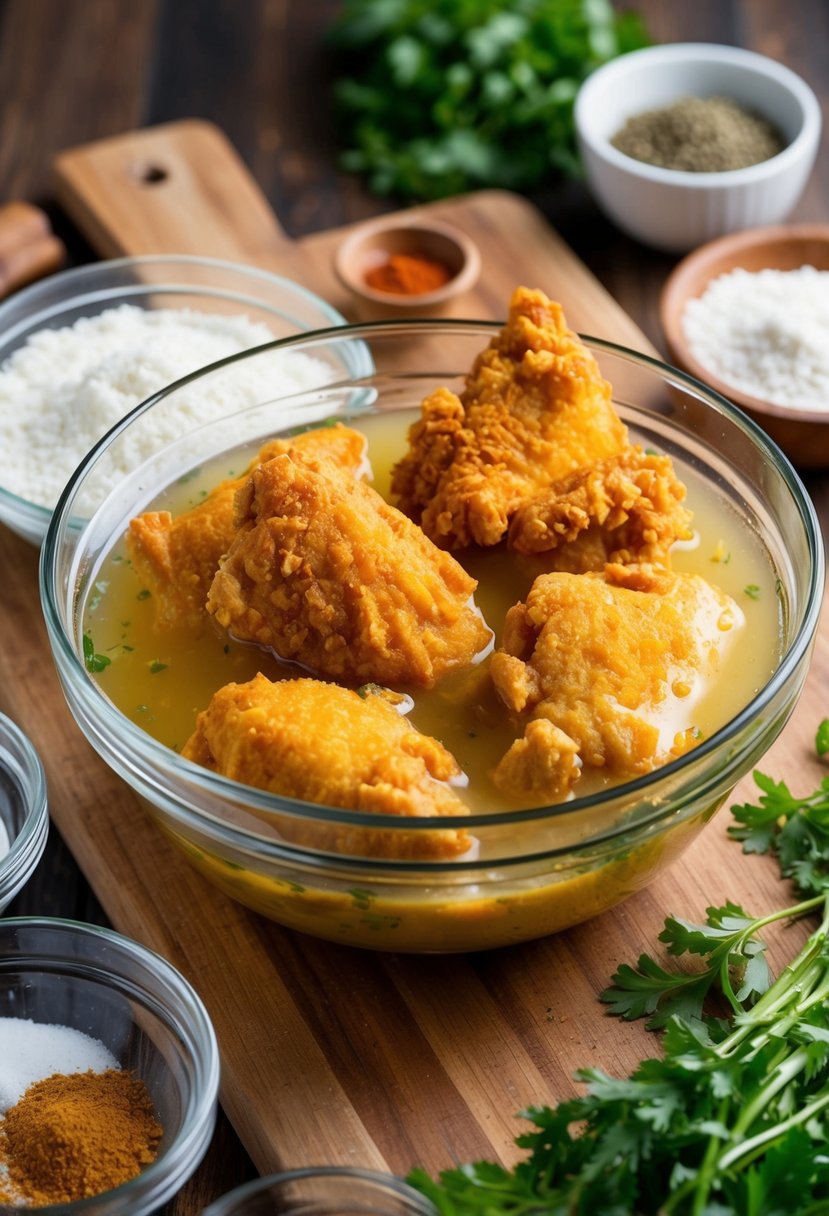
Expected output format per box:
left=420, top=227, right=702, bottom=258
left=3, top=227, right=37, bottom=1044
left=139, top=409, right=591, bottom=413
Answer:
left=0, top=711, right=49, bottom=904
left=39, top=318, right=825, bottom=862
left=0, top=252, right=355, bottom=542
left=0, top=914, right=220, bottom=1214
left=201, top=1165, right=437, bottom=1216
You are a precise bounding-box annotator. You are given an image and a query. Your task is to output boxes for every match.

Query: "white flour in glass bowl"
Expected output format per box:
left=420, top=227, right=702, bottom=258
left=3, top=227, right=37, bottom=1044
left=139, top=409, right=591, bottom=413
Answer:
left=0, top=304, right=338, bottom=511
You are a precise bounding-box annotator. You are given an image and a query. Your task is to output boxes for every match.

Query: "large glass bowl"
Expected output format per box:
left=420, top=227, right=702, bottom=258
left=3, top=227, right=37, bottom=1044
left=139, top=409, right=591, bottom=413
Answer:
left=0, top=254, right=366, bottom=546
left=40, top=321, right=824, bottom=953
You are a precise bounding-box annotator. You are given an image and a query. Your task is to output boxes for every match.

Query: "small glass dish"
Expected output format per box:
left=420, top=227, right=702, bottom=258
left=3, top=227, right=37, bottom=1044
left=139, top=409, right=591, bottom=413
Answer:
left=202, top=1167, right=436, bottom=1216
left=0, top=917, right=220, bottom=1213
left=0, top=254, right=367, bottom=546
left=0, top=713, right=48, bottom=913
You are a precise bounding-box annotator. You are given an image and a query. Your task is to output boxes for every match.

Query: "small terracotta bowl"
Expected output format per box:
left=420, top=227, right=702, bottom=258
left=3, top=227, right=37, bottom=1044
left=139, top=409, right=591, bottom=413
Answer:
left=661, top=224, right=829, bottom=467
left=334, top=215, right=481, bottom=319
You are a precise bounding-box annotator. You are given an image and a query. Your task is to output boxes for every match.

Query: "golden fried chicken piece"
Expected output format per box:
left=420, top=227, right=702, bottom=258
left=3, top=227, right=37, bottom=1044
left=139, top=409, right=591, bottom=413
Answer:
left=390, top=287, right=628, bottom=549
left=490, top=563, right=744, bottom=799
left=127, top=424, right=368, bottom=632
left=207, top=450, right=492, bottom=687
left=182, top=673, right=472, bottom=860
left=491, top=719, right=582, bottom=806
left=508, top=445, right=693, bottom=572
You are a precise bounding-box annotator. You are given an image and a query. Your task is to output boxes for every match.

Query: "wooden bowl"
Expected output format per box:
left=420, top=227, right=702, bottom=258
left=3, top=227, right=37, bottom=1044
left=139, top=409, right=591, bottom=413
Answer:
left=660, top=224, right=829, bottom=467
left=334, top=215, right=481, bottom=320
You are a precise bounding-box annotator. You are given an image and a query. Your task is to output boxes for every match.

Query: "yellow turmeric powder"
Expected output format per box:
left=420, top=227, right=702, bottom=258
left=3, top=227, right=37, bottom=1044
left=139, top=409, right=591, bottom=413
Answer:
left=0, top=1068, right=162, bottom=1206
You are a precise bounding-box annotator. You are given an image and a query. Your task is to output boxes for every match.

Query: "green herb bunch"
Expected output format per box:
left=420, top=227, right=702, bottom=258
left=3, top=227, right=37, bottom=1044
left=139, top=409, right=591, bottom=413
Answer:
left=328, top=0, right=649, bottom=200
left=408, top=723, right=829, bottom=1215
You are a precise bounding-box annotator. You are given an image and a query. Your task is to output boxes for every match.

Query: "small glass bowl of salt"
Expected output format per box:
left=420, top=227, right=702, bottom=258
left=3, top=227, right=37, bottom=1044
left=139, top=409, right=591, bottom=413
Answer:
left=0, top=916, right=220, bottom=1213
left=0, top=713, right=48, bottom=913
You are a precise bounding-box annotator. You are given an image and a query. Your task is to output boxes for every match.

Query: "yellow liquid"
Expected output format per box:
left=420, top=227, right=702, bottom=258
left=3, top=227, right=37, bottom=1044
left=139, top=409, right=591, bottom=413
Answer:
left=163, top=803, right=712, bottom=951
left=82, top=410, right=783, bottom=950
left=85, top=409, right=781, bottom=802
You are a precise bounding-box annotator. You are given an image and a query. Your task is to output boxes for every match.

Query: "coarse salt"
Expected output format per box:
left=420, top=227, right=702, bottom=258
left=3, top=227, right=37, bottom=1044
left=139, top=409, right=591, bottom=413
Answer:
left=0, top=305, right=336, bottom=509
left=0, top=1017, right=118, bottom=1112
left=681, top=265, right=829, bottom=411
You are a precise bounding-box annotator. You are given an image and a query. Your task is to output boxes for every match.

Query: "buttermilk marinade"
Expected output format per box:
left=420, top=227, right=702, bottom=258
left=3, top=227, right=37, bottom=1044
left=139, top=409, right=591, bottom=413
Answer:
left=79, top=289, right=784, bottom=951
left=84, top=404, right=779, bottom=817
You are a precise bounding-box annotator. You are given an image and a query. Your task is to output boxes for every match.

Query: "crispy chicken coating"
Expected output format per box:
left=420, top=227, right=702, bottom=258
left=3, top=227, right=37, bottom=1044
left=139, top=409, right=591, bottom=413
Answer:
left=207, top=451, right=492, bottom=687
left=181, top=673, right=472, bottom=860
left=390, top=287, right=628, bottom=549
left=490, top=719, right=582, bottom=806
left=490, top=563, right=744, bottom=800
left=508, top=445, right=693, bottom=572
left=127, top=424, right=368, bottom=632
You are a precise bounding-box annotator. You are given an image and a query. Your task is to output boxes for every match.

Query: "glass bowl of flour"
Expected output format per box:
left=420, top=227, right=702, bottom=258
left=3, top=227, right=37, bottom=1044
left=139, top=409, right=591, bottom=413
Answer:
left=0, top=255, right=369, bottom=545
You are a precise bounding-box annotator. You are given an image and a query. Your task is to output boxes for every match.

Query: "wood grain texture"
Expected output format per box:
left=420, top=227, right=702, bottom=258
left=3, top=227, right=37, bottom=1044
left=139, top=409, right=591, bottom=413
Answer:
left=53, top=121, right=653, bottom=351
left=2, top=1, right=829, bottom=1209
left=54, top=120, right=291, bottom=261
left=0, top=118, right=820, bottom=1182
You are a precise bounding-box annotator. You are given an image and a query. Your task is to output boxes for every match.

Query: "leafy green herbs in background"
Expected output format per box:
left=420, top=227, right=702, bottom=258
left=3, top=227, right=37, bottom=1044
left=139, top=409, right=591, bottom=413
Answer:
left=329, top=0, right=650, bottom=200
left=408, top=723, right=829, bottom=1215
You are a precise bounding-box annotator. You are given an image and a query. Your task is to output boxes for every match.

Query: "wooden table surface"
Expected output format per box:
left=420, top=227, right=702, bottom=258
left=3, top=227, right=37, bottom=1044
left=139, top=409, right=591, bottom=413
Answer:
left=2, top=1, right=828, bottom=1211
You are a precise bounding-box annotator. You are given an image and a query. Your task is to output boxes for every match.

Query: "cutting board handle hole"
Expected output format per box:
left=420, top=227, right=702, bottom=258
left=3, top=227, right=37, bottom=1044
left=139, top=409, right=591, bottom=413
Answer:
left=132, top=162, right=168, bottom=186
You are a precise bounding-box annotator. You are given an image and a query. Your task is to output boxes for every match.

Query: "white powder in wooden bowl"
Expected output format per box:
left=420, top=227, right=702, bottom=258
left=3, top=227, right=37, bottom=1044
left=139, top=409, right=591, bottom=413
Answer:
left=0, top=305, right=334, bottom=509
left=681, top=265, right=829, bottom=411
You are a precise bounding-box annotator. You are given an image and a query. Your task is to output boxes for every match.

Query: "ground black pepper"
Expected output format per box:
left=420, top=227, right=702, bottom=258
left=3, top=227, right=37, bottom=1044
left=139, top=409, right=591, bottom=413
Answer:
left=611, top=95, right=785, bottom=172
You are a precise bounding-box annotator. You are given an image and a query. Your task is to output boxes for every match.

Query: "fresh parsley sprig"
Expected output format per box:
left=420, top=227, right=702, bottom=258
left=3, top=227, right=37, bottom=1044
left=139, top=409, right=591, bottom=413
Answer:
left=328, top=0, right=649, bottom=201
left=601, top=896, right=829, bottom=1029
left=729, top=763, right=829, bottom=898
left=408, top=727, right=829, bottom=1215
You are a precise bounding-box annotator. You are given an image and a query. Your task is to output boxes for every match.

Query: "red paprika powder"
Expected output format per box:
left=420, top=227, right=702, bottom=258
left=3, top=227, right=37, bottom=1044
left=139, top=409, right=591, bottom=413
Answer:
left=364, top=252, right=452, bottom=296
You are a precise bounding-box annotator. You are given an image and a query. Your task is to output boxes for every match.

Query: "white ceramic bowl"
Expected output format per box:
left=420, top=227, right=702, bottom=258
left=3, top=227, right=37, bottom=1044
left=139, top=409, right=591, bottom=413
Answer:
left=0, top=255, right=362, bottom=548
left=574, top=43, right=821, bottom=253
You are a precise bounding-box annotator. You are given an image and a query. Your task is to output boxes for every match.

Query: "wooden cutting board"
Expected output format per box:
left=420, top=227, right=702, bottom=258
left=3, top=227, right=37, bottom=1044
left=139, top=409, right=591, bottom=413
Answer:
left=1, top=119, right=825, bottom=1179
left=53, top=119, right=653, bottom=346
